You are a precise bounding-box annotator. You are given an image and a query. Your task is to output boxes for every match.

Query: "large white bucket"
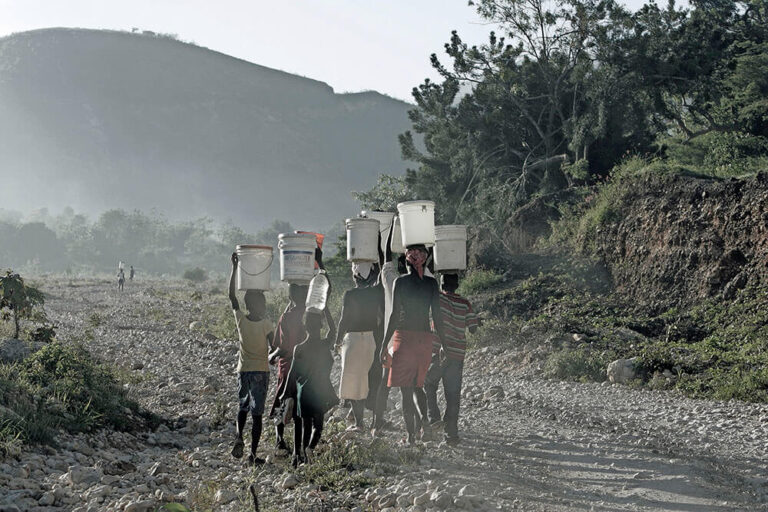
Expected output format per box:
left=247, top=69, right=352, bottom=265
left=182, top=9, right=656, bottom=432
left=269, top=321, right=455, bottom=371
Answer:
left=236, top=245, right=273, bottom=290
left=391, top=216, right=405, bottom=253
left=434, top=225, right=468, bottom=271
left=361, top=210, right=395, bottom=255
left=278, top=233, right=316, bottom=283
left=346, top=217, right=380, bottom=262
left=397, top=200, right=436, bottom=248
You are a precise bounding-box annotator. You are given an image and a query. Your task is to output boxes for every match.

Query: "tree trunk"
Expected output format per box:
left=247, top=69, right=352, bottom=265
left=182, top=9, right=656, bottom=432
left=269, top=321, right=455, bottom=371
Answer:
left=13, top=308, right=20, bottom=339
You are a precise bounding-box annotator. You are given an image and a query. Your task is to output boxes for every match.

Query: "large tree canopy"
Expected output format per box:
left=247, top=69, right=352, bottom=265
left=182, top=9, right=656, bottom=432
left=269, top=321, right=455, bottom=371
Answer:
left=376, top=0, right=768, bottom=228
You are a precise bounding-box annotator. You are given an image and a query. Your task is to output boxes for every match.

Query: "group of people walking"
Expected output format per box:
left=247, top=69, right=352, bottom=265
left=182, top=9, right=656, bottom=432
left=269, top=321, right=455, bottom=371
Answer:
left=117, top=264, right=135, bottom=291
left=227, top=219, right=478, bottom=467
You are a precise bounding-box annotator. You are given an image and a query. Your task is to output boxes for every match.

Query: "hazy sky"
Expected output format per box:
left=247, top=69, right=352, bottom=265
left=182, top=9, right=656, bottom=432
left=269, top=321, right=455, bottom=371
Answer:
left=1, top=0, right=653, bottom=102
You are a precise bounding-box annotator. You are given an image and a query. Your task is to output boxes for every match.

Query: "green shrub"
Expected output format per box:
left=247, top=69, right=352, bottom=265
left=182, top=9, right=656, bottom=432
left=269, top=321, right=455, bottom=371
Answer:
left=458, top=269, right=503, bottom=295
left=183, top=267, right=207, bottom=283
left=543, top=347, right=608, bottom=382
left=0, top=341, right=152, bottom=445
left=29, top=325, right=56, bottom=343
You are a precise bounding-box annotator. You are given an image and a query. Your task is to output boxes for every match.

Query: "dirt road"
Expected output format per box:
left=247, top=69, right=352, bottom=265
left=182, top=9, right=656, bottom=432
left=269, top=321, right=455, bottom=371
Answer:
left=2, top=278, right=766, bottom=511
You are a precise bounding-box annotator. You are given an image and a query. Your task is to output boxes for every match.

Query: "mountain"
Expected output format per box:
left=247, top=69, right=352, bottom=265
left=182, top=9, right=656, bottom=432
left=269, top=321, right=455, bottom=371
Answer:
left=0, top=28, right=412, bottom=230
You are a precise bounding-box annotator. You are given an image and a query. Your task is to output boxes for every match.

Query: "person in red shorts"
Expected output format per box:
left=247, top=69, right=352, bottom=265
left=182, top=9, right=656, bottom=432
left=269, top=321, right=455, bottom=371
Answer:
left=424, top=273, right=479, bottom=445
left=380, top=244, right=444, bottom=446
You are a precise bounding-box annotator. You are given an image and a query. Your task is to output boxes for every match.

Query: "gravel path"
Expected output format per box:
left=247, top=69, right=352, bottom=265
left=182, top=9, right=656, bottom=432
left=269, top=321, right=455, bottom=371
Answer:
left=1, top=278, right=766, bottom=511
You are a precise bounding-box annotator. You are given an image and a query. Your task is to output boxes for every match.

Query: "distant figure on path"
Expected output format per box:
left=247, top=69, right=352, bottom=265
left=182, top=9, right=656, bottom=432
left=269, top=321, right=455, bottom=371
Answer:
left=229, top=253, right=273, bottom=465
left=424, top=273, right=479, bottom=445
left=117, top=268, right=125, bottom=291
left=382, top=245, right=444, bottom=445
left=335, top=260, right=383, bottom=431
left=129, top=265, right=135, bottom=281
left=281, top=307, right=336, bottom=467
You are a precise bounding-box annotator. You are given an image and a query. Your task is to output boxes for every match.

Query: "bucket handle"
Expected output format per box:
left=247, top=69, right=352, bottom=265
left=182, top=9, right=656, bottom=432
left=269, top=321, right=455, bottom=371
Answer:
left=238, top=254, right=274, bottom=277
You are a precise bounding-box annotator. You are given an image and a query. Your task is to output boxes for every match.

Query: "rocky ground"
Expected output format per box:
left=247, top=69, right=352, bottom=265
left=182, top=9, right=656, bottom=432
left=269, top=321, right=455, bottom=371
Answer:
left=2, top=277, right=767, bottom=511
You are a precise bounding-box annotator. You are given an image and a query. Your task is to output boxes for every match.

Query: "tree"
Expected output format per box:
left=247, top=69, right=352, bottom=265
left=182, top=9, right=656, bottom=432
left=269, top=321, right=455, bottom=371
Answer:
left=397, top=0, right=652, bottom=226
left=0, top=271, right=46, bottom=339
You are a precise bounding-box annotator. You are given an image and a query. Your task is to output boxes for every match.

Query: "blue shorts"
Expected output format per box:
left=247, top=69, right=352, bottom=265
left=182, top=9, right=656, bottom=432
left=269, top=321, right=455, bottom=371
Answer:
left=238, top=371, right=269, bottom=415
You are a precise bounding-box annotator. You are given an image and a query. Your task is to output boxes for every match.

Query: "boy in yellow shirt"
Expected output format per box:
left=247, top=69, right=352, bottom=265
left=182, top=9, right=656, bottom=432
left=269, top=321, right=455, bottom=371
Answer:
left=229, top=253, right=274, bottom=465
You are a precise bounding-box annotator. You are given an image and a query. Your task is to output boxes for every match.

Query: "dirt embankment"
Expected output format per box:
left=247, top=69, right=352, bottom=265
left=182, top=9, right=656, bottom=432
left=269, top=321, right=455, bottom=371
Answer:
left=592, top=172, right=768, bottom=307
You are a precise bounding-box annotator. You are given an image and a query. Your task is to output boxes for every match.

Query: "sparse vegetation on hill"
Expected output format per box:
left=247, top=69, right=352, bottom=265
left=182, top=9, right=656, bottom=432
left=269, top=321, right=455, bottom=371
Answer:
left=0, top=341, right=153, bottom=454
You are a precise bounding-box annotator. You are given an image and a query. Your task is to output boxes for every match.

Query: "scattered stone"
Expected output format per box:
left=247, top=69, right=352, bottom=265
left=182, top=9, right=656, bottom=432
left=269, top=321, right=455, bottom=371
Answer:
left=606, top=357, right=639, bottom=384
left=281, top=474, right=299, bottom=490
left=66, top=466, right=103, bottom=486
left=214, top=489, right=237, bottom=504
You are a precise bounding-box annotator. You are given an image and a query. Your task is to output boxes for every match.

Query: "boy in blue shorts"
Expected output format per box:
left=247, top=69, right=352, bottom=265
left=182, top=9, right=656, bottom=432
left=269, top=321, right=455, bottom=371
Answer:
left=229, top=253, right=274, bottom=465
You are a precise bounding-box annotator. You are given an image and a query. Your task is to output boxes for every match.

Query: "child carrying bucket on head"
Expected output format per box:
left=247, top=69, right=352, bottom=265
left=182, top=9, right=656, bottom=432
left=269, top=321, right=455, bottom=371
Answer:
left=228, top=253, right=274, bottom=465
left=268, top=242, right=325, bottom=454
left=280, top=303, right=336, bottom=467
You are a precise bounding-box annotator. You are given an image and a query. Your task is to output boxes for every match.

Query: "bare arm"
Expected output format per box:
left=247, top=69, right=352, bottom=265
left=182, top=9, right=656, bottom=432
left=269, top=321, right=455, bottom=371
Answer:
left=335, top=292, right=349, bottom=349
left=229, top=253, right=239, bottom=310
left=384, top=217, right=395, bottom=263
left=380, top=279, right=401, bottom=362
left=324, top=306, right=336, bottom=343
left=431, top=280, right=445, bottom=348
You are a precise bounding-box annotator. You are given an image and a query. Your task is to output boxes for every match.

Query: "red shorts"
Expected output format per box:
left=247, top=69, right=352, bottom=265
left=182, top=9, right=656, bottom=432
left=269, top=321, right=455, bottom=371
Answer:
left=387, top=330, right=436, bottom=388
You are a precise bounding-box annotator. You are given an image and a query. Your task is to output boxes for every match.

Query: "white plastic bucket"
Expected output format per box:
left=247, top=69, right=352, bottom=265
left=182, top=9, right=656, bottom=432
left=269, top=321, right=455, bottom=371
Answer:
left=236, top=245, right=273, bottom=290
left=361, top=210, right=395, bottom=255
left=278, top=233, right=316, bottom=283
left=434, top=225, right=468, bottom=271
left=397, top=200, right=436, bottom=248
left=391, top=216, right=405, bottom=253
left=346, top=217, right=380, bottom=262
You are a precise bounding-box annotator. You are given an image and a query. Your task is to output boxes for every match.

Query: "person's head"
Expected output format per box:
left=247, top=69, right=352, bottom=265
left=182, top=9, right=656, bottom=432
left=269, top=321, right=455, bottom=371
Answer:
left=303, top=310, right=323, bottom=338
left=352, top=261, right=379, bottom=288
left=405, top=245, right=428, bottom=278
left=288, top=283, right=309, bottom=306
left=441, top=273, right=459, bottom=293
left=244, top=290, right=266, bottom=317
left=396, top=254, right=407, bottom=275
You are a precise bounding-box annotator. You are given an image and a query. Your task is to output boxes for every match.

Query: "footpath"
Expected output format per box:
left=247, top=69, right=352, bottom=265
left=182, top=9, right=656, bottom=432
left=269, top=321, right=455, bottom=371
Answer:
left=1, top=278, right=767, bottom=511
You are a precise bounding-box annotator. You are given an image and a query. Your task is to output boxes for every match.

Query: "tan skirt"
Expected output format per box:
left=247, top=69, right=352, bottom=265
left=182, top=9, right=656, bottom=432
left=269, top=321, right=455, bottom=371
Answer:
left=339, top=331, right=376, bottom=400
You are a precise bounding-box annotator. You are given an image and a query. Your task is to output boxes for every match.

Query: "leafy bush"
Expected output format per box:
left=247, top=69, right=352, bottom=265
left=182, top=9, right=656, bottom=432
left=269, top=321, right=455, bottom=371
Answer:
left=543, top=347, right=608, bottom=382
left=458, top=269, right=503, bottom=295
left=0, top=341, right=153, bottom=445
left=183, top=267, right=207, bottom=283
left=29, top=325, right=56, bottom=343
left=0, top=271, right=46, bottom=338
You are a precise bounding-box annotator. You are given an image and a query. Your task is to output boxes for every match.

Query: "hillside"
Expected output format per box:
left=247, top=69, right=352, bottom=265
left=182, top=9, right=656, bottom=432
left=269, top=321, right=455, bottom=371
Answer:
left=0, top=28, right=412, bottom=229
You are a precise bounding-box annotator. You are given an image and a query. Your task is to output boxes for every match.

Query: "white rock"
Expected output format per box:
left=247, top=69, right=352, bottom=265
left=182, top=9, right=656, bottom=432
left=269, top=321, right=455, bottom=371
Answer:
left=281, top=475, right=299, bottom=490
left=123, top=500, right=156, bottom=512
left=214, top=489, right=237, bottom=504
left=606, top=357, right=639, bottom=384
left=66, top=466, right=103, bottom=486
left=38, top=492, right=56, bottom=506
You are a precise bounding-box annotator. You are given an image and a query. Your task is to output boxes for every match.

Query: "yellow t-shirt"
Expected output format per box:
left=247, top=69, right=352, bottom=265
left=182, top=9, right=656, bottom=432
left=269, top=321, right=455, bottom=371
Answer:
left=233, top=310, right=273, bottom=373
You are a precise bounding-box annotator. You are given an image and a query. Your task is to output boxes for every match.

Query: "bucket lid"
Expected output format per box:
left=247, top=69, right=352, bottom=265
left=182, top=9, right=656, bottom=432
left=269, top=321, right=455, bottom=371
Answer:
left=295, top=231, right=324, bottom=249
left=397, top=200, right=435, bottom=212
left=346, top=217, right=380, bottom=227
left=435, top=225, right=467, bottom=239
left=236, top=244, right=273, bottom=251
left=278, top=232, right=316, bottom=241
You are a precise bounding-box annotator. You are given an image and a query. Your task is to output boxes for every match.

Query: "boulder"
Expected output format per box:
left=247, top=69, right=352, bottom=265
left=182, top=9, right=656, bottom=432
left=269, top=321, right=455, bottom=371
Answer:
left=0, top=339, right=29, bottom=363
left=66, top=466, right=103, bottom=486
left=607, top=357, right=639, bottom=384
left=484, top=386, right=505, bottom=401
left=281, top=474, right=299, bottom=490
